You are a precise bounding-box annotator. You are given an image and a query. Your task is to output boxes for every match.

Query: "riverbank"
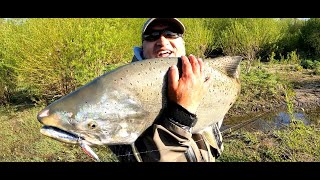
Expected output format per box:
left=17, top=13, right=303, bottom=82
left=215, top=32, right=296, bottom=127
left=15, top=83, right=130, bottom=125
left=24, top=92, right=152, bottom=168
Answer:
left=226, top=64, right=320, bottom=118
left=219, top=64, right=320, bottom=162
left=218, top=64, right=320, bottom=162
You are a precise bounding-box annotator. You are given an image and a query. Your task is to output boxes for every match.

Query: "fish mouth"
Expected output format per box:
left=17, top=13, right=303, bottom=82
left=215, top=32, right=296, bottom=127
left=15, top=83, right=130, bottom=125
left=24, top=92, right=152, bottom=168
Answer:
left=40, top=125, right=84, bottom=143
left=40, top=126, right=101, bottom=162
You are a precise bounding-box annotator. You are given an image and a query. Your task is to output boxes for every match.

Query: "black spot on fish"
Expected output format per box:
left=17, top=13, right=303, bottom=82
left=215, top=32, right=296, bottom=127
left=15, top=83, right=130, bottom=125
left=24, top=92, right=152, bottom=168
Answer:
left=88, top=121, right=97, bottom=129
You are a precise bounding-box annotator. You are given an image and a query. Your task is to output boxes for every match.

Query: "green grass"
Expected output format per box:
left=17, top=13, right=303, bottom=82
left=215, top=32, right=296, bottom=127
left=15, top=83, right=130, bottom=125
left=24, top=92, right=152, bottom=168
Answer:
left=219, top=120, right=320, bottom=162
left=228, top=62, right=294, bottom=116
left=0, top=105, right=118, bottom=162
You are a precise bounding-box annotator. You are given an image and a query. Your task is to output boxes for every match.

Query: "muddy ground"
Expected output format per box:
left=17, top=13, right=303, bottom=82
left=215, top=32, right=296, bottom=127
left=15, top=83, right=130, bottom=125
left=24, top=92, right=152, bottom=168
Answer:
left=273, top=65, right=320, bottom=110
left=227, top=64, right=320, bottom=117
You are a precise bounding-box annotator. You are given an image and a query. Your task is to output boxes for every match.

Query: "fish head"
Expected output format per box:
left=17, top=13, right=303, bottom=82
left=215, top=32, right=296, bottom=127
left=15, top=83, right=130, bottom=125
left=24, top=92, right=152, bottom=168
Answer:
left=37, top=85, right=149, bottom=146
left=37, top=109, right=108, bottom=146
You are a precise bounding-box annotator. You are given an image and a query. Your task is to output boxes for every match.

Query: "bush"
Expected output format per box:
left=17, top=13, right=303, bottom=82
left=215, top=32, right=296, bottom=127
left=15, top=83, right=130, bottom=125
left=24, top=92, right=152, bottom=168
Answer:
left=300, top=18, right=320, bottom=59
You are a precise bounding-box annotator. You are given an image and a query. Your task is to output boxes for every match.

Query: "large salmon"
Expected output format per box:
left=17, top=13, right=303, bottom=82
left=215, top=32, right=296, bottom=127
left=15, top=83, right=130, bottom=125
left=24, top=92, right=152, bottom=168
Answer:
left=37, top=56, right=241, bottom=148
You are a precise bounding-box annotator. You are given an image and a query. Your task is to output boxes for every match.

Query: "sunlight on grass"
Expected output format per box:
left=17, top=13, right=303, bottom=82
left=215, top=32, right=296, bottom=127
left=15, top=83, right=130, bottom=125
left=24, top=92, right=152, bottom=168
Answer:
left=0, top=106, right=118, bottom=162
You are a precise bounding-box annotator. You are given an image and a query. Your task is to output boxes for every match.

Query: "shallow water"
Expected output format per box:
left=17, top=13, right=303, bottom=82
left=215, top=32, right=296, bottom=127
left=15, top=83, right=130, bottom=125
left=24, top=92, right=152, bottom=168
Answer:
left=221, top=108, right=320, bottom=133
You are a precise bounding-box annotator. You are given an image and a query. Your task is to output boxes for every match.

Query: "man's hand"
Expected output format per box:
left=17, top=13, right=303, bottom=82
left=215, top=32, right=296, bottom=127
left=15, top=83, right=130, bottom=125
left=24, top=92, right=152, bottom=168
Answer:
left=168, top=54, right=212, bottom=114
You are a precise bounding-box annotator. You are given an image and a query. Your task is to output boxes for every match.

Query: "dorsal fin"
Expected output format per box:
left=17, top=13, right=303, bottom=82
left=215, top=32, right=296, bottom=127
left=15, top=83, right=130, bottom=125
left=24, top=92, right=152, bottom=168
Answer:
left=207, top=56, right=242, bottom=79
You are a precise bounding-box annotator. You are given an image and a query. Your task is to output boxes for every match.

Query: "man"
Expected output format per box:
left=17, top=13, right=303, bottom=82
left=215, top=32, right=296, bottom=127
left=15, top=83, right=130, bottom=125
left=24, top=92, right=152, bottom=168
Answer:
left=109, top=18, right=223, bottom=162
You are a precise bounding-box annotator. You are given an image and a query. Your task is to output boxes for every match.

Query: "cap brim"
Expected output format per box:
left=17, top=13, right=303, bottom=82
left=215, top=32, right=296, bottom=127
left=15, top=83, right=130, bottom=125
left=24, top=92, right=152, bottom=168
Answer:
left=142, top=18, right=185, bottom=35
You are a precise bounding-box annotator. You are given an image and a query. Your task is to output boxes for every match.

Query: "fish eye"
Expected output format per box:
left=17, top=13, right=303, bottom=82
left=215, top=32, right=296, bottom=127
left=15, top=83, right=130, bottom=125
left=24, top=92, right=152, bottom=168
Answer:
left=88, top=121, right=98, bottom=129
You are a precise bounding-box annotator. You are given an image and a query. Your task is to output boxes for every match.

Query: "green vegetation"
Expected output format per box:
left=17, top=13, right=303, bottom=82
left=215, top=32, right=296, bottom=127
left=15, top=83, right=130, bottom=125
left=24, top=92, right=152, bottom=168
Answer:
left=0, top=105, right=118, bottom=162
left=1, top=18, right=319, bottom=106
left=1, top=18, right=320, bottom=162
left=219, top=120, right=320, bottom=162
left=234, top=64, right=291, bottom=111
left=0, top=18, right=143, bottom=105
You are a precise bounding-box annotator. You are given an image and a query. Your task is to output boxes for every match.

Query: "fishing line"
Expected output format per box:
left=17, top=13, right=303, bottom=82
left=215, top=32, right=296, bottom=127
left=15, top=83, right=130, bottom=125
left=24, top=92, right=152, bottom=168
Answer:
left=221, top=111, right=269, bottom=136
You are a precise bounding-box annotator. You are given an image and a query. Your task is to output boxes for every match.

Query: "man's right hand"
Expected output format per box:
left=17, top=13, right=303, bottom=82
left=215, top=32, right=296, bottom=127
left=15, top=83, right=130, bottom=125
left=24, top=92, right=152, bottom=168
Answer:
left=167, top=54, right=212, bottom=114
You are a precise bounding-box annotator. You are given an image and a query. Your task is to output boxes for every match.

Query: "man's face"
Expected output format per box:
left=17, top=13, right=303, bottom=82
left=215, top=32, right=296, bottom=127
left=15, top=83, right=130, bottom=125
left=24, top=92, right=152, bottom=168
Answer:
left=142, top=24, right=186, bottom=59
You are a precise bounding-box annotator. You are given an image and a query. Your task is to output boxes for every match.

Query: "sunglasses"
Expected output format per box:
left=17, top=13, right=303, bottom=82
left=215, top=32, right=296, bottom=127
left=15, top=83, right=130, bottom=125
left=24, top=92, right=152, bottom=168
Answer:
left=143, top=29, right=183, bottom=42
